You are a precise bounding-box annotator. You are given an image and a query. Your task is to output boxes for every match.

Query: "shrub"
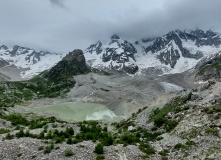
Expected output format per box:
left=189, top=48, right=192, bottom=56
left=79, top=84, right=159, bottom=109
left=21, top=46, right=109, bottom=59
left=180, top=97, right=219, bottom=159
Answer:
left=154, top=117, right=166, bottom=127
left=17, top=153, right=22, bottom=157
left=15, top=125, right=21, bottom=130
left=103, top=136, right=113, bottom=146
left=143, top=131, right=161, bottom=142
left=44, top=146, right=52, bottom=154
left=46, top=130, right=53, bottom=139
left=2, top=114, right=29, bottom=126
left=103, top=127, right=107, bottom=132
left=38, top=131, right=45, bottom=139
left=5, top=133, right=14, bottom=140
left=66, top=137, right=72, bottom=144
left=185, top=140, right=196, bottom=146
left=139, top=143, right=155, bottom=155
left=86, top=133, right=94, bottom=140
left=94, top=143, right=103, bottom=154
left=96, top=155, right=105, bottom=160
left=64, top=149, right=74, bottom=157
left=183, top=106, right=190, bottom=110
left=120, top=134, right=139, bottom=144
left=66, top=127, right=74, bottom=135
left=54, top=137, right=62, bottom=143
left=16, top=129, right=25, bottom=138
left=173, top=143, right=184, bottom=150
left=159, top=149, right=169, bottom=156
left=0, top=128, right=10, bottom=134
left=164, top=120, right=178, bottom=132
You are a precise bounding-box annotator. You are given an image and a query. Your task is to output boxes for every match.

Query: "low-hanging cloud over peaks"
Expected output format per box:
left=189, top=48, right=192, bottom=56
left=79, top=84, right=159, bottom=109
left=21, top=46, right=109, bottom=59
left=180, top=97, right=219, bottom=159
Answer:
left=0, top=0, right=221, bottom=53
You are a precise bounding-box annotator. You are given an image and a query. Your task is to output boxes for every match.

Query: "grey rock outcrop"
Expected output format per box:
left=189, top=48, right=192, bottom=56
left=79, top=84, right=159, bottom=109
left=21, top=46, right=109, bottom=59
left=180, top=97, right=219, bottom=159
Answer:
left=43, top=49, right=90, bottom=81
left=0, top=58, right=9, bottom=68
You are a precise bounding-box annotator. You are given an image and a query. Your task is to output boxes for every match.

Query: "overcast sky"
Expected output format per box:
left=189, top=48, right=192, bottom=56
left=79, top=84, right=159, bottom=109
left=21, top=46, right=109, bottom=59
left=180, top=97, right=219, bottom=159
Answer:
left=0, top=0, right=221, bottom=53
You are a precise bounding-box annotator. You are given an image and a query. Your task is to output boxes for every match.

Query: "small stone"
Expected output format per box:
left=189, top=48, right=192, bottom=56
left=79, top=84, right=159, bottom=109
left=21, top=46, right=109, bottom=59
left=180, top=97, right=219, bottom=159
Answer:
left=128, top=126, right=135, bottom=131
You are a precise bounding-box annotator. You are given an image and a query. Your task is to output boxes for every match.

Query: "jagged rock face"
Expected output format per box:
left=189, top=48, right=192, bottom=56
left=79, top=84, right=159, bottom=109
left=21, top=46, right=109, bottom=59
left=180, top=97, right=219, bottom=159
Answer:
left=43, top=49, right=90, bottom=81
left=195, top=52, right=221, bottom=81
left=190, top=30, right=221, bottom=47
left=85, top=29, right=221, bottom=74
left=86, top=41, right=103, bottom=55
left=102, top=37, right=137, bottom=63
left=1, top=45, right=43, bottom=64
left=85, top=34, right=138, bottom=73
left=0, top=58, right=9, bottom=68
left=122, top=63, right=139, bottom=74
left=143, top=30, right=218, bottom=68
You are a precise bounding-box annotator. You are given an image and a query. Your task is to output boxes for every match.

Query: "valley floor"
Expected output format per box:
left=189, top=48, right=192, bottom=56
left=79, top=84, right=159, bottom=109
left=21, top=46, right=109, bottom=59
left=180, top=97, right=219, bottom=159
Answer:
left=0, top=73, right=220, bottom=160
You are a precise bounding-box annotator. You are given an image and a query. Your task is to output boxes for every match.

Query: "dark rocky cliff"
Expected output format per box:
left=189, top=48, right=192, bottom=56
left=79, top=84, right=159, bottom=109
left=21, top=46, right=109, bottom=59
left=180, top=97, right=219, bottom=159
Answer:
left=43, top=49, right=90, bottom=81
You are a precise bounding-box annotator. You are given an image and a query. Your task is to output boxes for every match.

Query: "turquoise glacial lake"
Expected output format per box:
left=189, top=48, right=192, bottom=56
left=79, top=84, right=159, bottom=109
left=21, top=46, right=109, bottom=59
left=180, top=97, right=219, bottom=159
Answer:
left=28, top=102, right=116, bottom=121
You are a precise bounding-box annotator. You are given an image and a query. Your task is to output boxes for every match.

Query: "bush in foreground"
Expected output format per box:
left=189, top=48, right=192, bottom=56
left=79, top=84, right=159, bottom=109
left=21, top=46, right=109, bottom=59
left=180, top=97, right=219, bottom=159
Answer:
left=94, top=143, right=103, bottom=154
left=64, top=149, right=74, bottom=157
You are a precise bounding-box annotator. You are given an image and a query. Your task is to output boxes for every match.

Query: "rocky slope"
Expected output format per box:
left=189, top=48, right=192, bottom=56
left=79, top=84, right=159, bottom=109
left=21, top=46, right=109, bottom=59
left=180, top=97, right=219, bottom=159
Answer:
left=195, top=51, right=221, bottom=81
left=0, top=75, right=220, bottom=160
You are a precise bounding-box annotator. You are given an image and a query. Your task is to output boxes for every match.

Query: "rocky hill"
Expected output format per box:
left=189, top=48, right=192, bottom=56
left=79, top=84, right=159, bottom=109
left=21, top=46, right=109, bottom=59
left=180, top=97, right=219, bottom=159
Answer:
left=43, top=49, right=90, bottom=81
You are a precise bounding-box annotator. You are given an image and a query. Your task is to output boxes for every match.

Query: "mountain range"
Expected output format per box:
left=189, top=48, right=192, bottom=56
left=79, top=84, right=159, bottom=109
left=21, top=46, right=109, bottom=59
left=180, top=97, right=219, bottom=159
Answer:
left=1, top=29, right=221, bottom=79
left=85, top=29, right=221, bottom=74
left=0, top=45, right=63, bottom=79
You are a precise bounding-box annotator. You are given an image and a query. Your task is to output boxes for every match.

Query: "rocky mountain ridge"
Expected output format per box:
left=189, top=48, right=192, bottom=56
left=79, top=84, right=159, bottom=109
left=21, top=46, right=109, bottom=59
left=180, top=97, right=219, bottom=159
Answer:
left=0, top=45, right=63, bottom=79
left=1, top=29, right=221, bottom=80
left=85, top=29, right=221, bottom=74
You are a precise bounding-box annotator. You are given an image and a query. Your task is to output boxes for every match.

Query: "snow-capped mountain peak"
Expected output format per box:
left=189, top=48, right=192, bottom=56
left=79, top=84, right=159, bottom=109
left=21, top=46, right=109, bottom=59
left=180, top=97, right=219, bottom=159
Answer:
left=85, top=35, right=138, bottom=74
left=84, top=29, right=221, bottom=75
left=0, top=45, right=64, bottom=79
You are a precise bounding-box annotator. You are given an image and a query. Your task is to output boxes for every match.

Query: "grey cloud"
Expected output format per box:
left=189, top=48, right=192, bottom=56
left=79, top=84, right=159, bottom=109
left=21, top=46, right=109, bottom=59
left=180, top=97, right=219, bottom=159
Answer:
left=49, top=0, right=65, bottom=7
left=0, top=0, right=221, bottom=53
